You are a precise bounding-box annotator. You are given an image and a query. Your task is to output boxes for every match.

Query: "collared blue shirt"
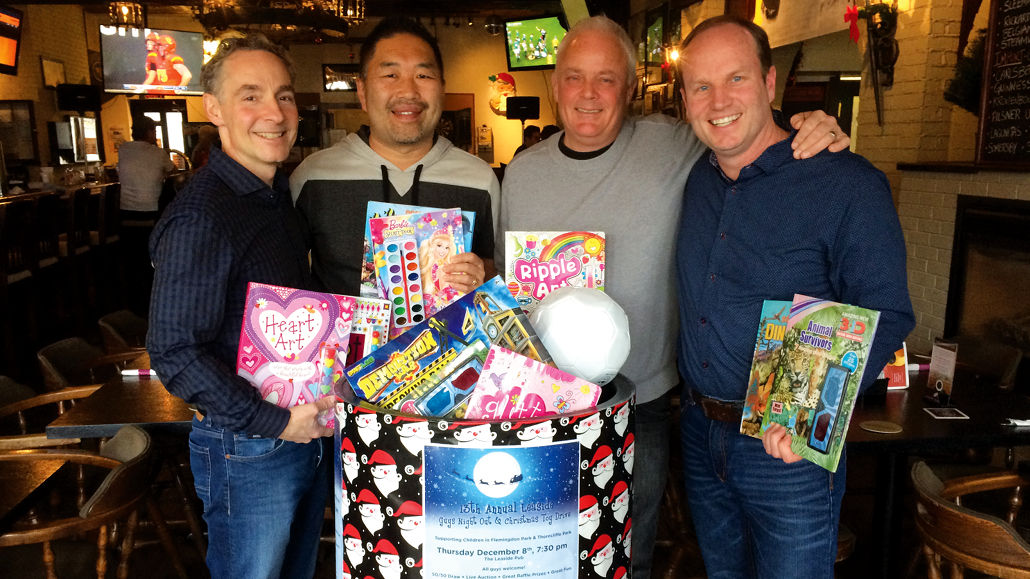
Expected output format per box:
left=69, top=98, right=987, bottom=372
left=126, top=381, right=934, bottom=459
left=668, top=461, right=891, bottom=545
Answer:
left=675, top=134, right=915, bottom=401
left=148, top=147, right=311, bottom=437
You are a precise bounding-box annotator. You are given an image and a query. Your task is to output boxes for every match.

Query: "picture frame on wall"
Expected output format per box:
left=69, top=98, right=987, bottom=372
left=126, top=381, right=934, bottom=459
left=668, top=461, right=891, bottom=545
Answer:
left=644, top=4, right=667, bottom=87
left=322, top=63, right=359, bottom=92
left=41, top=57, right=65, bottom=89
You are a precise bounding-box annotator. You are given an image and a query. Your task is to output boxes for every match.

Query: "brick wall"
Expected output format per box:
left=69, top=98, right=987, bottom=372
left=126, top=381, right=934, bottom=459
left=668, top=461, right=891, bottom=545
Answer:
left=898, top=169, right=1030, bottom=354
left=0, top=5, right=90, bottom=166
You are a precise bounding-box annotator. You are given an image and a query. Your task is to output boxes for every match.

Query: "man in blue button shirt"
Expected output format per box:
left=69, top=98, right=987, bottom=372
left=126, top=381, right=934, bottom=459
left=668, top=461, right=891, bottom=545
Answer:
left=675, top=16, right=915, bottom=578
left=148, top=35, right=334, bottom=578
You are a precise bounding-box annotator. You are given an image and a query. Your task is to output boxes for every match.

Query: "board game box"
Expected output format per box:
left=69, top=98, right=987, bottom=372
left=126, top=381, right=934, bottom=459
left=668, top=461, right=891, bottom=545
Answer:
left=342, top=276, right=552, bottom=418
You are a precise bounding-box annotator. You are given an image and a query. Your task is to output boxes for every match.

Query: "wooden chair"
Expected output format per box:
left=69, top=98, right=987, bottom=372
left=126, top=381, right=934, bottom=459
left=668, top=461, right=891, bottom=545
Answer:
left=36, top=337, right=146, bottom=392
left=0, top=425, right=154, bottom=579
left=0, top=385, right=101, bottom=450
left=911, top=460, right=1030, bottom=578
left=97, top=310, right=148, bottom=354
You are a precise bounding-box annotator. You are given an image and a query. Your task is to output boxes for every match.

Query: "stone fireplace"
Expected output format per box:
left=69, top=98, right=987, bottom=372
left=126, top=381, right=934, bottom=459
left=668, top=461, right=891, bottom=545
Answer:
left=896, top=166, right=1030, bottom=356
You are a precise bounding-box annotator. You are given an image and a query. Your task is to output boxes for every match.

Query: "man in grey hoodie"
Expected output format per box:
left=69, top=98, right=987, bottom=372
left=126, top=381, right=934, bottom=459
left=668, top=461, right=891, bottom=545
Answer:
left=291, top=17, right=499, bottom=296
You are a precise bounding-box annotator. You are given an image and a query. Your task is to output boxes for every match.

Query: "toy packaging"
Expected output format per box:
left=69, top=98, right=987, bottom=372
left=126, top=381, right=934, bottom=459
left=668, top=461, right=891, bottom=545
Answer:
left=370, top=208, right=466, bottom=337
left=235, top=283, right=355, bottom=409
left=464, top=344, right=602, bottom=420
left=342, top=296, right=392, bottom=367
left=739, top=300, right=791, bottom=439
left=504, top=231, right=605, bottom=312
left=759, top=294, right=880, bottom=472
left=342, top=276, right=552, bottom=418
left=361, top=201, right=476, bottom=298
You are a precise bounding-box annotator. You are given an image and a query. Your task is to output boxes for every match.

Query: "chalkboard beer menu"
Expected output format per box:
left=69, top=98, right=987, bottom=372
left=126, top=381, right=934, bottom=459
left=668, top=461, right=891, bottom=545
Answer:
left=977, top=0, right=1030, bottom=168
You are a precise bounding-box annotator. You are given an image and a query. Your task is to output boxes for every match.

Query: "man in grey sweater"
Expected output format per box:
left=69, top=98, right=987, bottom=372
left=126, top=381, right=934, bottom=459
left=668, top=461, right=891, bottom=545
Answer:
left=497, top=15, right=849, bottom=578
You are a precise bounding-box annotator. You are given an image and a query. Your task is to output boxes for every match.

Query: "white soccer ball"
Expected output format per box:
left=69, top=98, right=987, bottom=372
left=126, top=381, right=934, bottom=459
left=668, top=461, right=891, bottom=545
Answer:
left=529, top=287, right=631, bottom=385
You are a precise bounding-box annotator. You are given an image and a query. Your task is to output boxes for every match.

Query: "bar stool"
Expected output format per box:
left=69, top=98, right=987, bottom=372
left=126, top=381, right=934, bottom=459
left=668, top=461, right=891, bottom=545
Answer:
left=0, top=199, right=40, bottom=374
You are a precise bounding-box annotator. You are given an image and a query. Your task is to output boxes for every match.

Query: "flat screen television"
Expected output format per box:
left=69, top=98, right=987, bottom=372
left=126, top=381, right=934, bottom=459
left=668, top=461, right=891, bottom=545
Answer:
left=0, top=4, right=23, bottom=76
left=99, top=26, right=204, bottom=95
left=504, top=15, right=568, bottom=72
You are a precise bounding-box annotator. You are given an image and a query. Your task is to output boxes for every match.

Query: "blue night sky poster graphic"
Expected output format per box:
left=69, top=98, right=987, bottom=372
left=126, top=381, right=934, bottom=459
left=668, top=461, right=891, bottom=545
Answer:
left=423, top=441, right=579, bottom=579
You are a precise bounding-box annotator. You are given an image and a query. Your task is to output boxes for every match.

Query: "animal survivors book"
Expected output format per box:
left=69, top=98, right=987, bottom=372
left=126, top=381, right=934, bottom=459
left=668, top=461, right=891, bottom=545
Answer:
left=757, top=294, right=880, bottom=472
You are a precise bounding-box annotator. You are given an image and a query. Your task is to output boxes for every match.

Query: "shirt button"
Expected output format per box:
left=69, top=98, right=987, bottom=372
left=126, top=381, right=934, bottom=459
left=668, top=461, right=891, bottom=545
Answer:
left=700, top=317, right=707, bottom=325
left=702, top=361, right=709, bottom=369
left=720, top=232, right=726, bottom=239
left=710, top=274, right=716, bottom=281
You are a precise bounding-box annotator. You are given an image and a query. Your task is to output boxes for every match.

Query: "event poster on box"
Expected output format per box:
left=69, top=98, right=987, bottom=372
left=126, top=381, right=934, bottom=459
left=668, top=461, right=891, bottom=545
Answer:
left=423, top=442, right=579, bottom=579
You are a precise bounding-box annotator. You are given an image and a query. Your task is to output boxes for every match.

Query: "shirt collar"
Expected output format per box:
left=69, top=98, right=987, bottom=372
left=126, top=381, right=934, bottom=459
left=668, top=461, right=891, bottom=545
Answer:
left=706, top=129, right=798, bottom=182
left=207, top=146, right=288, bottom=199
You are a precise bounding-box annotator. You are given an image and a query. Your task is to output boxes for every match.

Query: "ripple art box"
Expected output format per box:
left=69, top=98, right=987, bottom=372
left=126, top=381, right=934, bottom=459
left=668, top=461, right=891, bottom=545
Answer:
left=370, top=208, right=466, bottom=338
left=235, top=283, right=355, bottom=410
left=504, top=231, right=605, bottom=313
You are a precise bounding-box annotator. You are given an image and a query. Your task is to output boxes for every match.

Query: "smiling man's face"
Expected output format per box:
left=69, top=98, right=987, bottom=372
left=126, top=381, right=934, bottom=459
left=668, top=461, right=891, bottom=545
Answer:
left=553, top=29, right=634, bottom=153
left=357, top=32, right=444, bottom=162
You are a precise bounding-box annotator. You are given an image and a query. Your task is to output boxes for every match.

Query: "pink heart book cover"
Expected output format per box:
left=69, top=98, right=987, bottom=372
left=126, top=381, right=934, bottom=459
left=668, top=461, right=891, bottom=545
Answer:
left=236, top=283, right=356, bottom=410
left=464, top=345, right=602, bottom=420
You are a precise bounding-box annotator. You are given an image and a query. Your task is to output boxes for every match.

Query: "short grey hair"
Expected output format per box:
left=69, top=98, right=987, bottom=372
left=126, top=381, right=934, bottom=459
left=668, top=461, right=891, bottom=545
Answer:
left=556, top=15, right=637, bottom=88
left=201, top=33, right=296, bottom=97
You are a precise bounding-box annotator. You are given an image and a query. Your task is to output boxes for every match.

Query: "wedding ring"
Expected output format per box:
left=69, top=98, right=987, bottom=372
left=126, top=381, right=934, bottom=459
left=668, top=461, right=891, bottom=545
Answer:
left=829, top=130, right=837, bottom=140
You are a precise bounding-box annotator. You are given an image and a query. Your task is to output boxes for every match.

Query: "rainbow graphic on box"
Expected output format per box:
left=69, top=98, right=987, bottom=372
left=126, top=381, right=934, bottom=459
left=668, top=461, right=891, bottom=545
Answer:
left=504, top=231, right=605, bottom=313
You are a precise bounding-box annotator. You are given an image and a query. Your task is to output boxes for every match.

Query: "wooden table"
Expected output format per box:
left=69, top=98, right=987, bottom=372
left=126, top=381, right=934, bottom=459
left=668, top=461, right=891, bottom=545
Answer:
left=46, top=377, right=193, bottom=440
left=847, top=372, right=1030, bottom=578
left=44, top=376, right=200, bottom=576
left=0, top=454, right=67, bottom=532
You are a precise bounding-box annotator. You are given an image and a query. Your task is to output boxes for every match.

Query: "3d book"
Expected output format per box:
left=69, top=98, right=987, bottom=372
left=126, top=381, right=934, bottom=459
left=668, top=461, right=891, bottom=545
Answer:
left=361, top=201, right=475, bottom=298
left=342, top=276, right=552, bottom=418
left=504, top=231, right=605, bottom=312
left=236, top=283, right=355, bottom=409
left=760, top=295, right=881, bottom=472
left=739, top=300, right=791, bottom=439
left=370, top=208, right=466, bottom=337
left=464, top=345, right=602, bottom=420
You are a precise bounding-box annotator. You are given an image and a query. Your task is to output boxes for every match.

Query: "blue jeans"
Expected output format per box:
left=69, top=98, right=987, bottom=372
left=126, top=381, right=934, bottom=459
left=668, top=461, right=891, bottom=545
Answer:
left=679, top=402, right=845, bottom=579
left=188, top=417, right=329, bottom=579
left=631, top=393, right=671, bottom=579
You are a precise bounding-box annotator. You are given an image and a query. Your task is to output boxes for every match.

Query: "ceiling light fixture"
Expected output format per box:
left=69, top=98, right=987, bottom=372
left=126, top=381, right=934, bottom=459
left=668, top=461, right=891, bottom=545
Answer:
left=109, top=1, right=144, bottom=29
left=195, top=0, right=364, bottom=44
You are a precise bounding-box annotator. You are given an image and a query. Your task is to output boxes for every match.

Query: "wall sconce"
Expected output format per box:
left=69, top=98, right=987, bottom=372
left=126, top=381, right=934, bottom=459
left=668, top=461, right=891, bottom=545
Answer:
left=109, top=1, right=143, bottom=29
left=850, top=1, right=899, bottom=125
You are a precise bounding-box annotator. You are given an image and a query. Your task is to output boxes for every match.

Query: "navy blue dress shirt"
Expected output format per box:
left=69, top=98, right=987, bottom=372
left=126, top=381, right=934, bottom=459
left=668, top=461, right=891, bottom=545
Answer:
left=148, top=147, right=311, bottom=437
left=676, top=135, right=915, bottom=402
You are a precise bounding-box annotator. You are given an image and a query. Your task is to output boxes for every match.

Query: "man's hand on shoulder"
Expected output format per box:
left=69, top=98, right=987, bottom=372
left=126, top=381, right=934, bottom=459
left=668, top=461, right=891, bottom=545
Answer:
left=789, top=110, right=851, bottom=159
left=761, top=423, right=804, bottom=464
left=279, top=396, right=334, bottom=443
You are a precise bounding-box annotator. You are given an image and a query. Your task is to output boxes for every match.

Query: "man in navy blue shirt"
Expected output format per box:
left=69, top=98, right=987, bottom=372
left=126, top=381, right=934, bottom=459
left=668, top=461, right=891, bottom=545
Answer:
left=675, top=16, right=915, bottom=578
left=148, top=34, right=333, bottom=578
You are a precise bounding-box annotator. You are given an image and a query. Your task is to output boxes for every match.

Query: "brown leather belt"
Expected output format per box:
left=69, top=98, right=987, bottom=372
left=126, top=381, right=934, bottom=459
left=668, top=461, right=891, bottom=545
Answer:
left=688, top=389, right=744, bottom=424
left=194, top=410, right=204, bottom=422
